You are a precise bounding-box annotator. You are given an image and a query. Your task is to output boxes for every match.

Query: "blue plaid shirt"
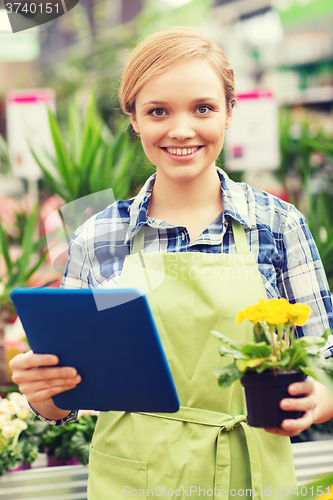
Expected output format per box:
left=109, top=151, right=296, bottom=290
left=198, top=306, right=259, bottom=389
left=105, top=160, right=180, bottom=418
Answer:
left=32, top=167, right=333, bottom=425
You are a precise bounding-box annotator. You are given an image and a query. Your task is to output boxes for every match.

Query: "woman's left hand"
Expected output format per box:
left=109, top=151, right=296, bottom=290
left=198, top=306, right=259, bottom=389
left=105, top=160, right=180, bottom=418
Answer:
left=264, top=379, right=320, bottom=437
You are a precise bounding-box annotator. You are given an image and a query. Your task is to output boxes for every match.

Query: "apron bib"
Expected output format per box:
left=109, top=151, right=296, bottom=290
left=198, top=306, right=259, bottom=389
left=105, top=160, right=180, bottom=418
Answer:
left=88, top=221, right=296, bottom=499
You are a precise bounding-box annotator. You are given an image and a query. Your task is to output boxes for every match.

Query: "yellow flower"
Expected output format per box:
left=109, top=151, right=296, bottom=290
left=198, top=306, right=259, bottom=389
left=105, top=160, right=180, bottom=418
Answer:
left=288, top=303, right=311, bottom=326
left=262, top=298, right=290, bottom=325
left=236, top=298, right=311, bottom=328
left=236, top=299, right=270, bottom=324
left=316, top=484, right=333, bottom=500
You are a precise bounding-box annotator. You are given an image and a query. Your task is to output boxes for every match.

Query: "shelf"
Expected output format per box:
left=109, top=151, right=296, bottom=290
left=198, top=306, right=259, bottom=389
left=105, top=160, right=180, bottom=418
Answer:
left=278, top=54, right=333, bottom=72
left=279, top=86, right=333, bottom=106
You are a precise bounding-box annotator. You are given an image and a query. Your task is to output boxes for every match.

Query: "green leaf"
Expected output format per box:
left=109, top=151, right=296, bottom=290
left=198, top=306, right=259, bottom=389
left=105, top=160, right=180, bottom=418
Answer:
left=211, top=330, right=243, bottom=350
left=23, top=251, right=48, bottom=282
left=68, top=95, right=82, bottom=165
left=322, top=328, right=332, bottom=342
left=253, top=323, right=270, bottom=345
left=219, top=345, right=246, bottom=360
left=296, top=336, right=326, bottom=349
left=17, top=204, right=39, bottom=283
left=48, top=109, right=73, bottom=196
left=71, top=431, right=90, bottom=465
left=79, top=91, right=99, bottom=168
left=236, top=357, right=269, bottom=372
left=0, top=219, right=13, bottom=272
left=301, top=365, right=333, bottom=396
left=30, top=148, right=69, bottom=200
left=241, top=342, right=272, bottom=358
left=213, top=363, right=242, bottom=388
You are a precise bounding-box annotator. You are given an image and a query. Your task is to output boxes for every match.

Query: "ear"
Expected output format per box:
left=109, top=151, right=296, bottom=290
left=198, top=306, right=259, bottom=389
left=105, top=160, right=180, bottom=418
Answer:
left=131, top=113, right=140, bottom=134
left=225, top=110, right=232, bottom=130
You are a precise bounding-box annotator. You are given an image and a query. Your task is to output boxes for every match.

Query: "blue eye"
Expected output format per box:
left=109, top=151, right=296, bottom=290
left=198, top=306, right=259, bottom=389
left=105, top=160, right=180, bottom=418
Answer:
left=197, top=106, right=210, bottom=114
left=150, top=109, right=165, bottom=116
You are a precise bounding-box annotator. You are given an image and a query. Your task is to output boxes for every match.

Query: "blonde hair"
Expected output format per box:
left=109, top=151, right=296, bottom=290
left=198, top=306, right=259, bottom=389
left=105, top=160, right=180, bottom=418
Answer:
left=119, top=26, right=236, bottom=115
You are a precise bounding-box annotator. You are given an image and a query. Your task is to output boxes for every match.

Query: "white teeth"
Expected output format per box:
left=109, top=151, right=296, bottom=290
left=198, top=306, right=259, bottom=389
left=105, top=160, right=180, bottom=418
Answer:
left=166, top=147, right=199, bottom=156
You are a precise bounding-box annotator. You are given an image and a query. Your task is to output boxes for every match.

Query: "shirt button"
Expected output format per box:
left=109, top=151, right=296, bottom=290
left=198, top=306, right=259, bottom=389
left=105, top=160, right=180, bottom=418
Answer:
left=181, top=232, right=185, bottom=241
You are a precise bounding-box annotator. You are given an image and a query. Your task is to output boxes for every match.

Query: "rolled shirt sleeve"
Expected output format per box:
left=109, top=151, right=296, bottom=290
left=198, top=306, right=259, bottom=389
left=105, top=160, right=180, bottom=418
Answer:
left=278, top=205, right=333, bottom=342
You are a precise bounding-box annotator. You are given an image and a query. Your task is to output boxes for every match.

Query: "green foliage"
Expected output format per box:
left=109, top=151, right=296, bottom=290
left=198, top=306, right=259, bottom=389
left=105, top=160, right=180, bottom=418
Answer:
left=277, top=110, right=325, bottom=188
left=212, top=327, right=333, bottom=390
left=31, top=91, right=154, bottom=204
left=0, top=205, right=51, bottom=310
left=0, top=135, right=11, bottom=175
left=0, top=412, right=45, bottom=476
left=277, top=109, right=333, bottom=289
left=39, top=414, right=97, bottom=464
left=0, top=446, right=17, bottom=476
left=303, top=175, right=333, bottom=290
left=213, top=364, right=242, bottom=389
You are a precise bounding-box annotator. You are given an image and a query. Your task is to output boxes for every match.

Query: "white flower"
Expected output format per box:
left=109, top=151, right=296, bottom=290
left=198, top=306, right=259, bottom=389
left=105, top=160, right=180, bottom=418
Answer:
left=17, top=409, right=30, bottom=421
left=9, top=392, right=29, bottom=408
left=0, top=399, right=14, bottom=417
left=12, top=418, right=28, bottom=431
left=0, top=414, right=10, bottom=428
left=2, top=424, right=16, bottom=440
left=7, top=393, right=30, bottom=417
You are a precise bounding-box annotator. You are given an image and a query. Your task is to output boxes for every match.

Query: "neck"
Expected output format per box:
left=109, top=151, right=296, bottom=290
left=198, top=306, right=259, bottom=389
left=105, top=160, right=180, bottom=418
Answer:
left=148, top=164, right=223, bottom=218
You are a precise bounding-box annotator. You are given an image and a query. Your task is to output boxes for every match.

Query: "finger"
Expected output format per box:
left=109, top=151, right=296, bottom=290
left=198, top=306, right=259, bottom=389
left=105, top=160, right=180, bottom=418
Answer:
left=12, top=366, right=78, bottom=385
left=9, top=351, right=59, bottom=370
left=27, top=383, right=81, bottom=404
left=19, top=375, right=82, bottom=395
left=280, top=410, right=314, bottom=435
left=280, top=394, right=316, bottom=413
left=288, top=380, right=314, bottom=397
left=265, top=411, right=314, bottom=437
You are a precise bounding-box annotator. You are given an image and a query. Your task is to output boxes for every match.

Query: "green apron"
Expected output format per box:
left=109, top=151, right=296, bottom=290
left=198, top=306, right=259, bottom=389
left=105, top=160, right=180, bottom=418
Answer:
left=88, top=220, right=296, bottom=499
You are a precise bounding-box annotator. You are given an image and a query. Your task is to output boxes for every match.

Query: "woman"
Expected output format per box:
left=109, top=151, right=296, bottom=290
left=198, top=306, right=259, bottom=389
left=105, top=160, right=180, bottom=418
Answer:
left=10, top=27, right=333, bottom=498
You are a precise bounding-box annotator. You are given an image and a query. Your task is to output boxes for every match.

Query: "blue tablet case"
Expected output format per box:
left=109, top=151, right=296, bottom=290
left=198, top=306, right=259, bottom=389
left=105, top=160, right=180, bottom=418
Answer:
left=10, top=288, right=180, bottom=413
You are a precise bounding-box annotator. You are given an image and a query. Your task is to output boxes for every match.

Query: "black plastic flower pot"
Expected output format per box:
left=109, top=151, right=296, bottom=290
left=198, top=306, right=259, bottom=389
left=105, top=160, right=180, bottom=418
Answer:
left=241, top=370, right=306, bottom=428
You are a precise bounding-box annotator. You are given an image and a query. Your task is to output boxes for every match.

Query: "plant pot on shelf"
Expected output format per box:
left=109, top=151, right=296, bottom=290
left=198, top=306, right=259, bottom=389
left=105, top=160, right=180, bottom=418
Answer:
left=241, top=370, right=306, bottom=428
left=7, top=463, right=31, bottom=473
left=46, top=455, right=81, bottom=467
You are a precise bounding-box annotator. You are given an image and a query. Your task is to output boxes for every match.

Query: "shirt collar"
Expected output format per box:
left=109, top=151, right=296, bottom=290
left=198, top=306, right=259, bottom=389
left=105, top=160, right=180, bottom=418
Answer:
left=218, top=168, right=253, bottom=229
left=124, top=167, right=253, bottom=244
left=124, top=173, right=156, bottom=244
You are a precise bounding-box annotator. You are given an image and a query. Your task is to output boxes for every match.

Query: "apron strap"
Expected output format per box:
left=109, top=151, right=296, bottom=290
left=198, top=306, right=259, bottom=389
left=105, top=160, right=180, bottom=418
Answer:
left=231, top=220, right=250, bottom=254
left=131, top=225, right=145, bottom=254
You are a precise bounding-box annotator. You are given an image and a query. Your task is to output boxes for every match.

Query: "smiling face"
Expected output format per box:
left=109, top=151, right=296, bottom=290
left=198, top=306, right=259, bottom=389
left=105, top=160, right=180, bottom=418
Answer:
left=131, top=59, right=232, bottom=184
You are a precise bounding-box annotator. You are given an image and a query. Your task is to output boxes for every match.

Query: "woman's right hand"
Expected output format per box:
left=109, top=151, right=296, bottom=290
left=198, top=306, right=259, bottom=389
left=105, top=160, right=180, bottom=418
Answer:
left=9, top=351, right=81, bottom=404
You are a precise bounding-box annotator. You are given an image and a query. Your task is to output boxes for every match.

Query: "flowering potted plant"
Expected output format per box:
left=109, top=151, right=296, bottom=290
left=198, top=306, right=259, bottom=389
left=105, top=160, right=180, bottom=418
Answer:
left=212, top=298, right=333, bottom=428
left=0, top=392, right=43, bottom=475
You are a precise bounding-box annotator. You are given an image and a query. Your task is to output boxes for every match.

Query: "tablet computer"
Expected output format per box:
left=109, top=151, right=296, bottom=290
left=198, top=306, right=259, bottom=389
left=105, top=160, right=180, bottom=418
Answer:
left=10, top=287, right=179, bottom=413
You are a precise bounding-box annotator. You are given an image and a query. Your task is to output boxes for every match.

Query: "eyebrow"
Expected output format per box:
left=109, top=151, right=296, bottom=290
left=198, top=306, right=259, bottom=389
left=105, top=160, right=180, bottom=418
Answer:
left=141, top=98, right=220, bottom=108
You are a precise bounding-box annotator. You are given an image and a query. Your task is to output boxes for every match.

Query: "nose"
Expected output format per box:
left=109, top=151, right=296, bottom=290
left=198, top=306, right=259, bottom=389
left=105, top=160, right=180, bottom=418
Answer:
left=167, top=114, right=196, bottom=141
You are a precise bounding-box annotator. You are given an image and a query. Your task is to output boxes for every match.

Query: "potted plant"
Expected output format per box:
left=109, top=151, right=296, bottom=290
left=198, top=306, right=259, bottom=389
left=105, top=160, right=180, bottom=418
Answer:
left=0, top=392, right=43, bottom=475
left=38, top=411, right=98, bottom=466
left=212, top=297, right=333, bottom=428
